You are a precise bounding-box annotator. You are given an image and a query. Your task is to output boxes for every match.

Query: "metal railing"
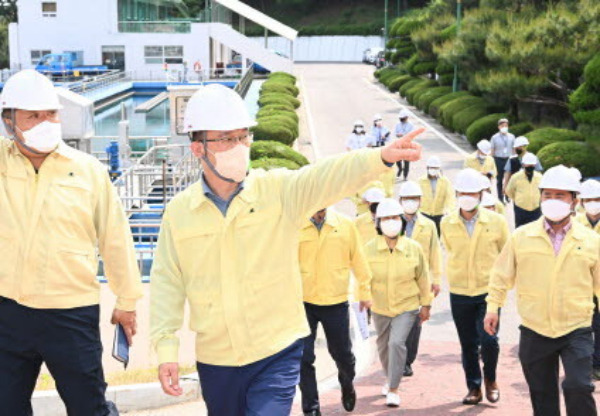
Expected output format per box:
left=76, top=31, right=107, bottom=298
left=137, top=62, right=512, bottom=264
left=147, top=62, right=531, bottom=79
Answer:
left=64, top=71, right=131, bottom=95
left=126, top=67, right=244, bottom=83
left=234, top=66, right=254, bottom=96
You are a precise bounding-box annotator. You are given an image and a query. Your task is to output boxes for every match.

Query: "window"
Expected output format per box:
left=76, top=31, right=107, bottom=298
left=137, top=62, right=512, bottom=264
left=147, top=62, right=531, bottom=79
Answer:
left=144, top=46, right=183, bottom=65
left=42, top=2, right=57, bottom=17
left=31, top=50, right=51, bottom=65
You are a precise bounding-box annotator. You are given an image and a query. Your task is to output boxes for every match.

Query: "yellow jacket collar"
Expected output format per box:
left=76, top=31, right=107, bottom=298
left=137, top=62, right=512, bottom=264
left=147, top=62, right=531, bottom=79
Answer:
left=8, top=139, right=75, bottom=160
left=526, top=217, right=586, bottom=241
left=376, top=234, right=406, bottom=252
left=189, top=171, right=258, bottom=211
left=447, top=208, right=490, bottom=225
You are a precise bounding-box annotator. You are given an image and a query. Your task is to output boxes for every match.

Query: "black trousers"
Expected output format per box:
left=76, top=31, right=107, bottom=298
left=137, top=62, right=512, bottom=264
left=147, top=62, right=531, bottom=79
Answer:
left=406, top=316, right=422, bottom=367
left=593, top=297, right=600, bottom=369
left=396, top=161, right=410, bottom=179
left=0, top=297, right=117, bottom=416
left=514, top=205, right=542, bottom=228
left=300, top=302, right=356, bottom=413
left=493, top=157, right=508, bottom=198
left=450, top=293, right=500, bottom=390
left=422, top=213, right=443, bottom=237
left=519, top=326, right=597, bottom=416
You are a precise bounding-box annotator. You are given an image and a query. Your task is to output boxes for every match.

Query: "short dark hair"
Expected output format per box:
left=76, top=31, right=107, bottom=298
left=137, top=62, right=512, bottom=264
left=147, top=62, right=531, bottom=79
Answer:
left=190, top=131, right=207, bottom=142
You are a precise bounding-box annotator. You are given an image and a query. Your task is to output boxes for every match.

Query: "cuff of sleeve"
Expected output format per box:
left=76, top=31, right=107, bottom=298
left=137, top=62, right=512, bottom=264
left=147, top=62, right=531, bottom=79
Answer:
left=420, top=294, right=434, bottom=307
left=432, top=274, right=442, bottom=285
left=486, top=302, right=501, bottom=314
left=116, top=297, right=138, bottom=312
left=156, top=339, right=180, bottom=365
left=358, top=288, right=372, bottom=302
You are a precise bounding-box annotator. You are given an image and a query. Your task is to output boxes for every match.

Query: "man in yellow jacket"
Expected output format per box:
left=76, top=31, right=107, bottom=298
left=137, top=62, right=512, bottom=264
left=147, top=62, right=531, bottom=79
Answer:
left=0, top=70, right=142, bottom=415
left=418, top=155, right=456, bottom=235
left=576, top=179, right=600, bottom=380
left=354, top=187, right=385, bottom=245
left=505, top=153, right=542, bottom=228
left=464, top=139, right=497, bottom=180
left=398, top=180, right=442, bottom=377
left=485, top=165, right=600, bottom=416
left=441, top=168, right=509, bottom=406
left=299, top=208, right=372, bottom=415
left=149, top=84, right=425, bottom=415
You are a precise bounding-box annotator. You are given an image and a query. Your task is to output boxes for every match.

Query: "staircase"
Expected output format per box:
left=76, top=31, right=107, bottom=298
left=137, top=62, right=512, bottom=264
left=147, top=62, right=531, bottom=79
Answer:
left=208, top=22, right=294, bottom=74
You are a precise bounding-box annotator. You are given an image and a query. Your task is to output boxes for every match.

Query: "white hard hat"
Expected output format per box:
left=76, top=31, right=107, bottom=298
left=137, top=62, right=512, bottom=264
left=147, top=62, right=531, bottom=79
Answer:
left=479, top=174, right=493, bottom=190
left=354, top=119, right=365, bottom=127
left=426, top=155, right=442, bottom=168
left=477, top=139, right=492, bottom=155
left=398, top=109, right=410, bottom=119
left=0, top=69, right=62, bottom=111
left=522, top=153, right=538, bottom=166
left=373, top=114, right=383, bottom=121
left=513, top=136, right=529, bottom=148
left=376, top=198, right=403, bottom=218
left=362, top=187, right=385, bottom=203
left=182, top=84, right=256, bottom=133
left=481, top=192, right=496, bottom=207
left=569, top=167, right=582, bottom=182
left=580, top=179, right=600, bottom=199
left=455, top=168, right=485, bottom=193
left=539, top=165, right=581, bottom=193
left=399, top=180, right=423, bottom=197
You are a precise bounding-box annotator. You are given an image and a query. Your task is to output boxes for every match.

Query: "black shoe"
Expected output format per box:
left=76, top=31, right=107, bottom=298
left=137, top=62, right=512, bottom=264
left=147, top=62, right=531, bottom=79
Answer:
left=342, top=386, right=357, bottom=412
left=403, top=364, right=414, bottom=377
left=304, top=410, right=321, bottom=416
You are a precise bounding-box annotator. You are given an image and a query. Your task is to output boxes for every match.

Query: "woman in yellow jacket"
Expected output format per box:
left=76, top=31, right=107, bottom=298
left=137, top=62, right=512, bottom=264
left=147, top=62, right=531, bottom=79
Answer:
left=464, top=140, right=497, bottom=180
left=365, top=198, right=432, bottom=408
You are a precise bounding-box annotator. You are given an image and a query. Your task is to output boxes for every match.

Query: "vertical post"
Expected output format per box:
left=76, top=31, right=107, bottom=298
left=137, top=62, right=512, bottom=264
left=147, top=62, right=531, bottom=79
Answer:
left=452, top=0, right=462, bottom=93
left=264, top=27, right=268, bottom=49
left=397, top=0, right=401, bottom=17
left=384, top=0, right=389, bottom=49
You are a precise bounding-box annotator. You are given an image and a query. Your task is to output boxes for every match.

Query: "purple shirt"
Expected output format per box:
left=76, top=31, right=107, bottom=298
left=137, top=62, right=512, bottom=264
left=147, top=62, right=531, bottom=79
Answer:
left=544, top=219, right=572, bottom=256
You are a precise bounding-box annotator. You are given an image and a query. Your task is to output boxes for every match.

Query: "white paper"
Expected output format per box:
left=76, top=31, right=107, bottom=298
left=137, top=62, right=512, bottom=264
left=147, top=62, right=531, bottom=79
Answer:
left=351, top=302, right=370, bottom=340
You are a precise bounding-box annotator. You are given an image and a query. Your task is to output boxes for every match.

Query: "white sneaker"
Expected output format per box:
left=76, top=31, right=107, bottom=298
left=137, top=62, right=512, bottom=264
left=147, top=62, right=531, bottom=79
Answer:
left=386, top=392, right=401, bottom=407
left=381, top=384, right=389, bottom=396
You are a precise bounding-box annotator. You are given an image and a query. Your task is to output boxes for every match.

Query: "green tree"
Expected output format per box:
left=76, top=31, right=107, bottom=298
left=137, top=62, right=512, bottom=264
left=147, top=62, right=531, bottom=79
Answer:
left=0, top=0, right=17, bottom=23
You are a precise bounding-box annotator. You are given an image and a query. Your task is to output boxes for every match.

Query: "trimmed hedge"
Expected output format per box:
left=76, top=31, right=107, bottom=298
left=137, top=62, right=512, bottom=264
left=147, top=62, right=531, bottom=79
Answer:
left=251, top=157, right=301, bottom=170
left=256, top=106, right=299, bottom=122
left=268, top=72, right=297, bottom=84
left=256, top=115, right=298, bottom=137
left=537, top=141, right=600, bottom=177
left=428, top=91, right=470, bottom=118
left=388, top=75, right=414, bottom=92
left=250, top=140, right=309, bottom=167
left=526, top=128, right=585, bottom=153
left=438, top=96, right=487, bottom=130
left=510, top=122, right=534, bottom=137
left=398, top=78, right=423, bottom=97
left=466, top=113, right=509, bottom=145
left=405, top=80, right=437, bottom=104
left=258, top=93, right=301, bottom=109
left=415, top=86, right=452, bottom=112
left=251, top=122, right=295, bottom=146
left=452, top=105, right=489, bottom=134
left=261, top=82, right=299, bottom=97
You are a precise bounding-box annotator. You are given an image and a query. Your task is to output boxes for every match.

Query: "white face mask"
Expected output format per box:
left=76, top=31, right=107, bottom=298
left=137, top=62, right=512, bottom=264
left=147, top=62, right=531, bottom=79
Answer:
left=355, top=127, right=364, bottom=134
left=458, top=195, right=480, bottom=212
left=584, top=201, right=600, bottom=216
left=208, top=144, right=250, bottom=183
left=428, top=168, right=440, bottom=177
left=500, top=127, right=509, bottom=134
left=401, top=199, right=420, bottom=215
left=380, top=219, right=403, bottom=238
left=19, top=121, right=62, bottom=153
left=541, top=199, right=572, bottom=222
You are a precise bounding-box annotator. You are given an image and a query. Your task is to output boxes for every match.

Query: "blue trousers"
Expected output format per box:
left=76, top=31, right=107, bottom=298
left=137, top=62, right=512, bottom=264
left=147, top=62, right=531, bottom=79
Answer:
left=450, top=293, right=500, bottom=390
left=0, top=297, right=116, bottom=416
left=197, top=339, right=303, bottom=416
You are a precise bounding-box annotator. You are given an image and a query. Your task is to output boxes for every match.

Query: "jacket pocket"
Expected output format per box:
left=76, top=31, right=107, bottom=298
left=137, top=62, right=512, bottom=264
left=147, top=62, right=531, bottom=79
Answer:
left=47, top=247, right=97, bottom=295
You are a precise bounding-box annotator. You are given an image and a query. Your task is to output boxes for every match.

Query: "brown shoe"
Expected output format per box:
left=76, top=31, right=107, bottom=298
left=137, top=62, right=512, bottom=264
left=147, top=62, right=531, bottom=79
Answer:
left=462, top=388, right=482, bottom=405
left=485, top=379, right=500, bottom=403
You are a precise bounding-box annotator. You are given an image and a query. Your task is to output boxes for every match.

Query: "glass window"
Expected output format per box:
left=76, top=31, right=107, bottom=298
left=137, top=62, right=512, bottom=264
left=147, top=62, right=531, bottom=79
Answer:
left=164, top=46, right=183, bottom=57
left=31, top=50, right=52, bottom=65
left=144, top=45, right=183, bottom=65
left=42, top=2, right=57, bottom=16
left=144, top=46, right=163, bottom=57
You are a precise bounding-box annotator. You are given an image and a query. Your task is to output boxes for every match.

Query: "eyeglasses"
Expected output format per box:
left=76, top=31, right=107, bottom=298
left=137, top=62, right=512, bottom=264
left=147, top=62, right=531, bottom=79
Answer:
left=203, top=133, right=253, bottom=148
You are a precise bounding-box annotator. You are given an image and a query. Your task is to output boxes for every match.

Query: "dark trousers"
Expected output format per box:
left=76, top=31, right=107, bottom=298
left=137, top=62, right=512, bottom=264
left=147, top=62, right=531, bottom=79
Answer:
left=396, top=161, right=410, bottom=179
left=197, top=339, right=303, bottom=416
left=406, top=316, right=422, bottom=366
left=0, top=297, right=116, bottom=416
left=593, top=297, right=600, bottom=369
left=422, top=213, right=443, bottom=237
left=450, top=293, right=500, bottom=390
left=514, top=205, right=542, bottom=228
left=300, top=302, right=356, bottom=413
left=493, top=157, right=508, bottom=198
left=519, top=326, right=597, bottom=416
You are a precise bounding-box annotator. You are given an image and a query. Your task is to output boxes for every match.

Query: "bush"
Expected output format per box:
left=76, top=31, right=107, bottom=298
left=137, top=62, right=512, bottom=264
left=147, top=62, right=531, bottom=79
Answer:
left=388, top=75, right=414, bottom=92
left=578, top=122, right=600, bottom=153
left=537, top=141, right=600, bottom=177
left=415, top=86, right=452, bottom=112
left=452, top=105, right=489, bottom=134
left=251, top=157, right=301, bottom=171
left=510, top=122, right=534, bottom=137
left=439, top=96, right=486, bottom=129
left=250, top=140, right=309, bottom=167
left=398, top=78, right=423, bottom=97
left=268, top=72, right=296, bottom=84
left=261, top=82, right=299, bottom=97
left=380, top=70, right=407, bottom=88
left=251, top=122, right=295, bottom=146
left=405, top=80, right=437, bottom=104
left=256, top=106, right=299, bottom=122
left=256, top=115, right=298, bottom=137
left=526, top=128, right=585, bottom=153
left=258, top=93, right=301, bottom=109
left=429, top=91, right=471, bottom=118
left=412, top=61, right=437, bottom=76
left=437, top=73, right=454, bottom=86
left=466, top=113, right=509, bottom=145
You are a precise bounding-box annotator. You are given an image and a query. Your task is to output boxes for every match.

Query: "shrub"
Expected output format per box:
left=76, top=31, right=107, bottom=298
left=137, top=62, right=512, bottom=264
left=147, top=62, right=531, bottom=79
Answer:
left=388, top=75, right=414, bottom=92
left=466, top=113, right=509, bottom=145
left=437, top=74, right=454, bottom=86
left=398, top=78, right=423, bottom=97
left=412, top=61, right=437, bottom=76
left=537, top=141, right=600, bottom=177
left=525, top=128, right=585, bottom=153
left=256, top=107, right=299, bottom=123
left=250, top=140, right=309, bottom=167
left=452, top=105, right=489, bottom=134
left=577, top=122, right=600, bottom=153
left=439, top=96, right=486, bottom=129
left=251, top=122, right=295, bottom=146
left=429, top=91, right=470, bottom=118
left=415, top=86, right=452, bottom=112
left=268, top=72, right=296, bottom=84
left=380, top=70, right=407, bottom=88
left=405, top=80, right=437, bottom=104
left=261, top=82, right=299, bottom=97
left=256, top=115, right=298, bottom=137
left=251, top=157, right=301, bottom=170
left=258, top=93, right=301, bottom=109
left=510, top=122, right=534, bottom=137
